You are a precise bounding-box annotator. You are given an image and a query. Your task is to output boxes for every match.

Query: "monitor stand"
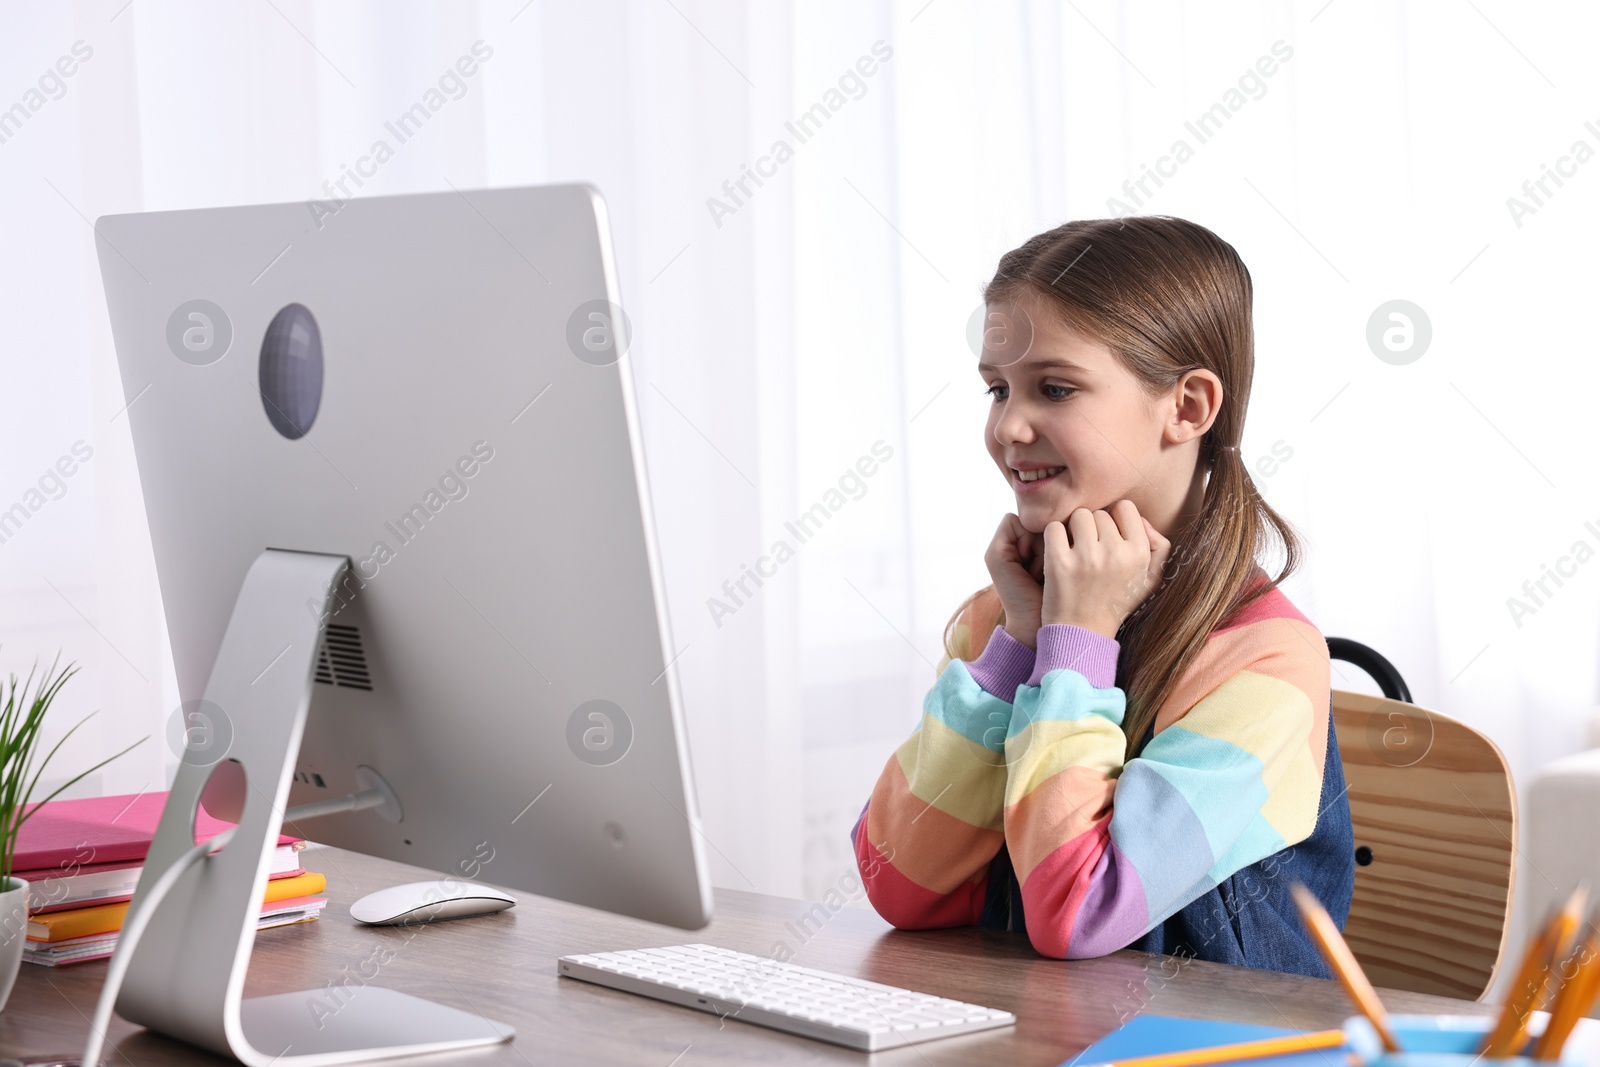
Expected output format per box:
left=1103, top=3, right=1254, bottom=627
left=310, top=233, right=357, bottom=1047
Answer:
left=113, top=549, right=514, bottom=1066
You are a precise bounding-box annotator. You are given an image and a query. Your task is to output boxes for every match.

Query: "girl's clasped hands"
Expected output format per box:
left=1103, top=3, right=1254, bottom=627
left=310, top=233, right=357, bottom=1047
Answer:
left=984, top=500, right=1173, bottom=649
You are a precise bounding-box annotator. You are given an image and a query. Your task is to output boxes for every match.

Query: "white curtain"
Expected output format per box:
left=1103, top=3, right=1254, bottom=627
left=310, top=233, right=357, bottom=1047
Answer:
left=5, top=4, right=1597, bottom=975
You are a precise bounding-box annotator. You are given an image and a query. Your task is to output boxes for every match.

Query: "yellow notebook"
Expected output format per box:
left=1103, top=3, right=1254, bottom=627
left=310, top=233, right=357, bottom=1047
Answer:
left=28, top=871, right=327, bottom=943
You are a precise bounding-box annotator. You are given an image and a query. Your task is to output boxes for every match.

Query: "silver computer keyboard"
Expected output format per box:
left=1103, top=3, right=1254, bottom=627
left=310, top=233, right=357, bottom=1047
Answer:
left=557, top=942, right=1016, bottom=1052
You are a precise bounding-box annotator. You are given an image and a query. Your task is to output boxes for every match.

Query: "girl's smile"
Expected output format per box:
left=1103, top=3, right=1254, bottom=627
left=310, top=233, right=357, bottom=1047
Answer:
left=1008, top=461, right=1066, bottom=492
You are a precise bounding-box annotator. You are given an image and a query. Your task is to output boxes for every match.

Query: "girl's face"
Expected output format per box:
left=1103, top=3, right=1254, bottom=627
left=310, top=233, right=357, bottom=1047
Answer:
left=979, top=294, right=1196, bottom=536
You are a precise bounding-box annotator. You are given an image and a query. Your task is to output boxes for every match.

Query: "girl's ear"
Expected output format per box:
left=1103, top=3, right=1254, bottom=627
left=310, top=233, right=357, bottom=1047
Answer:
left=1166, top=368, right=1223, bottom=444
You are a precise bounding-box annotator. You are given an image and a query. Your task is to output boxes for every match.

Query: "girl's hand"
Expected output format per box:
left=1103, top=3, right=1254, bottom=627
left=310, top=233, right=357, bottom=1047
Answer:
left=1040, top=500, right=1172, bottom=639
left=983, top=513, right=1045, bottom=649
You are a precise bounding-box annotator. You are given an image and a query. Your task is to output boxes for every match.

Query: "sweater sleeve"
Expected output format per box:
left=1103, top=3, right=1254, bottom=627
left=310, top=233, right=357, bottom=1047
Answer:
left=1003, top=615, right=1330, bottom=959
left=851, top=622, right=1035, bottom=929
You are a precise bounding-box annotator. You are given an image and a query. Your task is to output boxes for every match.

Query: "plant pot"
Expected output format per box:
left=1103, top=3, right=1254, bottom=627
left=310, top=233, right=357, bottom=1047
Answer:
left=0, top=876, right=27, bottom=1012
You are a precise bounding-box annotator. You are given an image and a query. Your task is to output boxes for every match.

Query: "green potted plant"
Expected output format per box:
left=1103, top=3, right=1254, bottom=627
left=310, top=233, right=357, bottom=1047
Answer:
left=0, top=657, right=144, bottom=1010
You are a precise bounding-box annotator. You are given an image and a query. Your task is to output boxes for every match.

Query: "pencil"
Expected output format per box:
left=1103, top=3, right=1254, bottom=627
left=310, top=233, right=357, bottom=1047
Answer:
left=1481, top=884, right=1588, bottom=1058
left=1077, top=1028, right=1346, bottom=1067
left=1289, top=882, right=1400, bottom=1053
left=1531, top=909, right=1600, bottom=1060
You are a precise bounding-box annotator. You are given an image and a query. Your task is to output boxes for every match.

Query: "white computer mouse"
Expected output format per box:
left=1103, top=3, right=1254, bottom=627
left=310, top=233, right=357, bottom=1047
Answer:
left=349, top=880, right=516, bottom=926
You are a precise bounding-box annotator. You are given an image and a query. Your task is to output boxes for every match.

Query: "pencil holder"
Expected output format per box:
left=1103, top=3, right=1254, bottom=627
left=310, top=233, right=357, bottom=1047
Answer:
left=1344, top=1014, right=1581, bottom=1065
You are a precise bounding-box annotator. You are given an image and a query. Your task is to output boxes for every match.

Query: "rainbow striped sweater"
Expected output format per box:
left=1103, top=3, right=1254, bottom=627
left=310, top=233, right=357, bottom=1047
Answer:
left=851, top=569, right=1347, bottom=965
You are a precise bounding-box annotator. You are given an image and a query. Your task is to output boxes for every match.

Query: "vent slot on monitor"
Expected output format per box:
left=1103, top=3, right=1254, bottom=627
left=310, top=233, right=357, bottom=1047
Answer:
left=315, top=623, right=373, bottom=691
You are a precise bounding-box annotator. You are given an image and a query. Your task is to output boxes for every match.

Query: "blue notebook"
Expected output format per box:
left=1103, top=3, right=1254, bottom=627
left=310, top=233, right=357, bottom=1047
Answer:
left=1061, top=1014, right=1349, bottom=1066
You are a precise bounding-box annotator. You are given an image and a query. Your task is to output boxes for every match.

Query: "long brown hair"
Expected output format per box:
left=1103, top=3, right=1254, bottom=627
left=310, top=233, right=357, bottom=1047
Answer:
left=945, top=216, right=1303, bottom=757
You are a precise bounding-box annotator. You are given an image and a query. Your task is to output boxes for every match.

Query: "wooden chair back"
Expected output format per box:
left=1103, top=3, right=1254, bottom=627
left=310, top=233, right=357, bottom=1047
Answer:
left=1332, top=690, right=1516, bottom=1001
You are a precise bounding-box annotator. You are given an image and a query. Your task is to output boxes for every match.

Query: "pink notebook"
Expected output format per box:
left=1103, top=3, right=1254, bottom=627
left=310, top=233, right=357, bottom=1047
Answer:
left=14, top=792, right=302, bottom=873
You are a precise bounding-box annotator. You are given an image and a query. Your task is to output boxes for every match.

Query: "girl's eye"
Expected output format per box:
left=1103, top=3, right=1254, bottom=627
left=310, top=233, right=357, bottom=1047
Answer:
left=984, top=384, right=1009, bottom=402
left=1043, top=384, right=1076, bottom=401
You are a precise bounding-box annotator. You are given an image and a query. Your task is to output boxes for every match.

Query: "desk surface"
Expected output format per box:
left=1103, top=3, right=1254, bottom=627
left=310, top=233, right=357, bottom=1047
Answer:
left=4, top=844, right=1492, bottom=1065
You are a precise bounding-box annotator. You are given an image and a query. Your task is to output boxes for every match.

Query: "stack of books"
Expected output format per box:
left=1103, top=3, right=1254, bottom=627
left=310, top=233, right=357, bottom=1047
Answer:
left=15, top=792, right=328, bottom=967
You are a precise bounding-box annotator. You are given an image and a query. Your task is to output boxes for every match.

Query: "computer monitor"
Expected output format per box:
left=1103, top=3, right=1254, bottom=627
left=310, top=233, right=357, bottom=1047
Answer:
left=94, top=183, right=711, bottom=1064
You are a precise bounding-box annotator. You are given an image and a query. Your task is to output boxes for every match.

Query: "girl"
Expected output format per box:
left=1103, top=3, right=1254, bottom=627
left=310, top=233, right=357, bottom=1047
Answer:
left=850, top=216, right=1353, bottom=978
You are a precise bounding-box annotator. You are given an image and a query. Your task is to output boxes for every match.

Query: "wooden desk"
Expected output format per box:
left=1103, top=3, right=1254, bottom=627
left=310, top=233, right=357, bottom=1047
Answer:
left=3, top=844, right=1492, bottom=1065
